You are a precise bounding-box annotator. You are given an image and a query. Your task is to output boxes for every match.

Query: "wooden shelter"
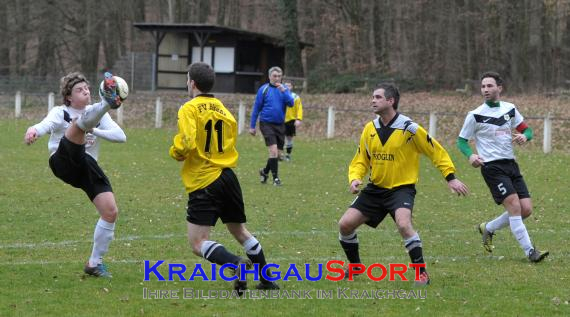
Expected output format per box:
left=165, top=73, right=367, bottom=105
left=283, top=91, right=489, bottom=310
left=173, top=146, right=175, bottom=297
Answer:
left=133, top=23, right=310, bottom=93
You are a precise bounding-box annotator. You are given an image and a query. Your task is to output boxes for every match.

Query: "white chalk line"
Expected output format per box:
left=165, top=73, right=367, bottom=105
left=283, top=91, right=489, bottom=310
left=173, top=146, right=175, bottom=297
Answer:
left=0, top=228, right=565, bottom=250
left=5, top=254, right=564, bottom=267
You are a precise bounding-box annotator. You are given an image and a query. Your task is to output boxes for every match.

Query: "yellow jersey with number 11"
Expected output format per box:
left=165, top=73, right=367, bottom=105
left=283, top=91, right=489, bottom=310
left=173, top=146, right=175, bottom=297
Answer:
left=170, top=94, right=239, bottom=193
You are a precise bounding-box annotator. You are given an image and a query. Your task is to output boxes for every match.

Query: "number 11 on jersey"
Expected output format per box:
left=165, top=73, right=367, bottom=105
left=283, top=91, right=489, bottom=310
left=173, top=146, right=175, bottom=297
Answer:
left=204, top=119, right=224, bottom=153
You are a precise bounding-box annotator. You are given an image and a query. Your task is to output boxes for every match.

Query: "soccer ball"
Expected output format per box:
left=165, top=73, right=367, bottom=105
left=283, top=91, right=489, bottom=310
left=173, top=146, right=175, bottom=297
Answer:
left=99, top=74, right=129, bottom=102
left=113, top=76, right=129, bottom=101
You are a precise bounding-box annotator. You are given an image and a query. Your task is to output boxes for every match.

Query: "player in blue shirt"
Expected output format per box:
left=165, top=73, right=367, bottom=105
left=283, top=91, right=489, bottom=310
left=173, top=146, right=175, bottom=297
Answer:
left=249, top=66, right=294, bottom=186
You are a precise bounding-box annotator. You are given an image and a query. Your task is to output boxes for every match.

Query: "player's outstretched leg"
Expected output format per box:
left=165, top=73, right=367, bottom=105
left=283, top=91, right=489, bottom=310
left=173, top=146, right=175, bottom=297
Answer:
left=76, top=72, right=121, bottom=131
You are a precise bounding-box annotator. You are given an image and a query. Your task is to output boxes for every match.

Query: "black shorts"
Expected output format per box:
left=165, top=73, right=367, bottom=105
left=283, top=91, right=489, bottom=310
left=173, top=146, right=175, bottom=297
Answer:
left=481, top=159, right=530, bottom=204
left=48, top=136, right=113, bottom=201
left=285, top=120, right=296, bottom=137
left=186, top=168, right=247, bottom=226
left=350, top=184, right=416, bottom=228
left=259, top=122, right=285, bottom=150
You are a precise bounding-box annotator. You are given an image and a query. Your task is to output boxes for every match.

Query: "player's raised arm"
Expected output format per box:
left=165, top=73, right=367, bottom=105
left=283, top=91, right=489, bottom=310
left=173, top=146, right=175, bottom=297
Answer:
left=24, top=107, right=62, bottom=145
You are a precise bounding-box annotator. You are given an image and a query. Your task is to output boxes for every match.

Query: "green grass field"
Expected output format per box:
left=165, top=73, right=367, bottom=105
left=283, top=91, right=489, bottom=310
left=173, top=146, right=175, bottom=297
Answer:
left=1, top=119, right=569, bottom=316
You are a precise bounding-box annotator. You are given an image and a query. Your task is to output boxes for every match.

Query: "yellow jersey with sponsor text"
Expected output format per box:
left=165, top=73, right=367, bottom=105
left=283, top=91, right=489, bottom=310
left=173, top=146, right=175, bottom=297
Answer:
left=348, top=113, right=456, bottom=189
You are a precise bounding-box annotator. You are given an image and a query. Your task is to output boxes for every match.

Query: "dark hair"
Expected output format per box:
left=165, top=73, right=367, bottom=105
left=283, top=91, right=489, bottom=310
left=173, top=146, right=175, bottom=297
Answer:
left=375, top=82, right=400, bottom=110
left=188, top=62, right=215, bottom=93
left=480, top=71, right=503, bottom=86
left=60, top=72, right=89, bottom=106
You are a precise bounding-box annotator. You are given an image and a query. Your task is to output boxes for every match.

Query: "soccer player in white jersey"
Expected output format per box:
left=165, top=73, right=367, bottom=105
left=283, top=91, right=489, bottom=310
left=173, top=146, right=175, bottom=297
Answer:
left=457, top=71, right=548, bottom=262
left=24, top=72, right=125, bottom=277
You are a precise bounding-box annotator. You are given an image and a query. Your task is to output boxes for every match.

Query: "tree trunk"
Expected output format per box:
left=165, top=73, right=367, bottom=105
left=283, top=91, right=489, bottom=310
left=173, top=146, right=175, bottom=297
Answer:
left=279, top=0, right=303, bottom=76
left=367, top=0, right=377, bottom=68
left=79, top=0, right=102, bottom=76
left=0, top=0, right=9, bottom=76
left=463, top=0, right=473, bottom=80
left=561, top=4, right=570, bottom=86
left=14, top=0, right=30, bottom=76
left=35, top=2, right=59, bottom=77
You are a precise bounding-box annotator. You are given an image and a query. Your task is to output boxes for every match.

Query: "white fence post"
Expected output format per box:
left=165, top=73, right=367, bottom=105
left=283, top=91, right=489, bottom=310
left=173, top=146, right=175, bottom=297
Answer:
left=116, top=107, right=123, bottom=126
left=238, top=101, right=245, bottom=134
left=15, top=91, right=21, bottom=118
left=48, top=92, right=54, bottom=112
left=543, top=113, right=552, bottom=154
left=155, top=97, right=162, bottom=128
left=429, top=112, right=437, bottom=138
left=327, top=106, right=335, bottom=139
left=130, top=52, right=135, bottom=92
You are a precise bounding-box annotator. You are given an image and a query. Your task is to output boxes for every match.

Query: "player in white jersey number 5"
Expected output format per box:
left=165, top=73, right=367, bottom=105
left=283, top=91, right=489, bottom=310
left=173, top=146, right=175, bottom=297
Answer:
left=457, top=71, right=548, bottom=263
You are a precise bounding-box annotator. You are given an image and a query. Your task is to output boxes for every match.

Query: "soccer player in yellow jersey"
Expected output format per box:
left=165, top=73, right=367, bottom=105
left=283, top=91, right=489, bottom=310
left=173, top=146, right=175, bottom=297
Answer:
left=283, top=82, right=303, bottom=161
left=169, top=62, right=279, bottom=294
left=337, top=83, right=469, bottom=286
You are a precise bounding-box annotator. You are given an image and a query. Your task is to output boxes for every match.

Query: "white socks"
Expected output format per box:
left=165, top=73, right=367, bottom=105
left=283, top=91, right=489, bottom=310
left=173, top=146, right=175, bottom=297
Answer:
left=486, top=211, right=510, bottom=233
left=339, top=232, right=359, bottom=244
left=77, top=102, right=110, bottom=131
left=509, top=216, right=533, bottom=256
left=243, top=236, right=262, bottom=256
left=200, top=240, right=221, bottom=259
left=404, top=233, right=422, bottom=251
left=88, top=218, right=115, bottom=267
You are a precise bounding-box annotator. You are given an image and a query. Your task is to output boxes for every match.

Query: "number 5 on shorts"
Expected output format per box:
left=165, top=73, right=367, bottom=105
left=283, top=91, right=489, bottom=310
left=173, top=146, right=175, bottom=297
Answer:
left=497, top=183, right=507, bottom=195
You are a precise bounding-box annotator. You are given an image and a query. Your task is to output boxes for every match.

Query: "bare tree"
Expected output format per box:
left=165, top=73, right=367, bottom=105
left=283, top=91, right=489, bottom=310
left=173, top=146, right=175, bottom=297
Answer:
left=0, top=0, right=9, bottom=76
left=5, top=0, right=570, bottom=92
left=12, top=0, right=30, bottom=76
left=280, top=0, right=303, bottom=76
left=34, top=1, right=60, bottom=77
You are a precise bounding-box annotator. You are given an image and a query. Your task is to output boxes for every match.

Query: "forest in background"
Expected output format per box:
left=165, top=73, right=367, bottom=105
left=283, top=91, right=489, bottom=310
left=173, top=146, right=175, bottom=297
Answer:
left=1, top=0, right=570, bottom=93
